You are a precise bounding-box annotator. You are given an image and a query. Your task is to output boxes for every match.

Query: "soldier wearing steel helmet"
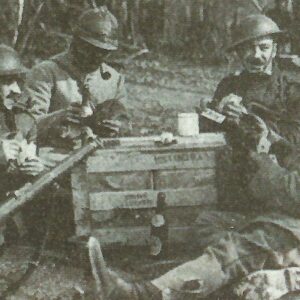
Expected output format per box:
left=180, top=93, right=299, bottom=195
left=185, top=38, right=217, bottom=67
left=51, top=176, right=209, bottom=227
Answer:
left=209, top=15, right=300, bottom=140
left=25, top=6, right=129, bottom=148
left=198, top=14, right=300, bottom=211
left=0, top=44, right=47, bottom=175
left=0, top=44, right=50, bottom=251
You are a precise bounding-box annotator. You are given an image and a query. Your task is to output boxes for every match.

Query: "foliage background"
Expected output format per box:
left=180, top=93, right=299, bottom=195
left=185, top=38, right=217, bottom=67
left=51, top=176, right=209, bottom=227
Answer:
left=0, top=0, right=289, bottom=64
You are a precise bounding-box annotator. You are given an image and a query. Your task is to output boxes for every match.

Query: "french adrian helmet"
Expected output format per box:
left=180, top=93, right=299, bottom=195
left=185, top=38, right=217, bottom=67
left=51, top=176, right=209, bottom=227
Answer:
left=73, top=6, right=118, bottom=51
left=228, top=14, right=283, bottom=51
left=0, top=44, right=28, bottom=77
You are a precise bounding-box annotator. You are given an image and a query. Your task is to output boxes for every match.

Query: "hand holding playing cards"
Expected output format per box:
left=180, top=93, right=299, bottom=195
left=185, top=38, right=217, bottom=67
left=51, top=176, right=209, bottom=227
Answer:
left=1, top=139, right=20, bottom=161
left=217, top=94, right=248, bottom=124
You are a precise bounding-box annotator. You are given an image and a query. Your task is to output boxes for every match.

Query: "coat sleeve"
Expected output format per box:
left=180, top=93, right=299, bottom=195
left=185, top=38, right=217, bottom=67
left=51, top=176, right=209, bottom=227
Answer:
left=25, top=62, right=55, bottom=118
left=276, top=80, right=300, bottom=145
left=249, top=153, right=300, bottom=214
left=198, top=77, right=232, bottom=133
left=114, top=73, right=127, bottom=105
left=0, top=142, right=7, bottom=166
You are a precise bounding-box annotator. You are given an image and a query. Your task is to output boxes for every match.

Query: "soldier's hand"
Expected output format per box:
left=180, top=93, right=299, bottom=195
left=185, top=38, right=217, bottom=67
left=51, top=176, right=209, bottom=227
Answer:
left=65, top=103, right=83, bottom=124
left=101, top=119, right=122, bottom=136
left=1, top=139, right=20, bottom=161
left=19, top=158, right=48, bottom=176
left=217, top=94, right=247, bottom=124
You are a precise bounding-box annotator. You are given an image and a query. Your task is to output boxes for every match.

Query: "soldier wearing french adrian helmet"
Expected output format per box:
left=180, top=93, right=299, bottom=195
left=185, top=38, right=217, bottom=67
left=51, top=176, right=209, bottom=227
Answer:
left=25, top=6, right=130, bottom=149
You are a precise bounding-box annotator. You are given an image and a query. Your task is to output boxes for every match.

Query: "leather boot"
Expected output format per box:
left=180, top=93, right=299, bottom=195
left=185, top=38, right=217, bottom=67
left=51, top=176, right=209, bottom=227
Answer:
left=88, top=237, right=162, bottom=300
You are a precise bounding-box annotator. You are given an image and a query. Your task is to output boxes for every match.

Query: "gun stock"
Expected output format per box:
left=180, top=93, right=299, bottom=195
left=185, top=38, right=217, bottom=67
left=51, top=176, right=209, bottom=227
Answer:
left=0, top=138, right=109, bottom=224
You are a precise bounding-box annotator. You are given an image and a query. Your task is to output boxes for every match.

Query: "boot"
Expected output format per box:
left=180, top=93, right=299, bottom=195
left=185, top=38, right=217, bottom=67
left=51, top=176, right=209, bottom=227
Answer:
left=88, top=237, right=162, bottom=300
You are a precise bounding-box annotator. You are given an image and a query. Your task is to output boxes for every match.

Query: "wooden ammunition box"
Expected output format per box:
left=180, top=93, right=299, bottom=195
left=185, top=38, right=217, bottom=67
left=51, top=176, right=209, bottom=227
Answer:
left=71, top=133, right=227, bottom=247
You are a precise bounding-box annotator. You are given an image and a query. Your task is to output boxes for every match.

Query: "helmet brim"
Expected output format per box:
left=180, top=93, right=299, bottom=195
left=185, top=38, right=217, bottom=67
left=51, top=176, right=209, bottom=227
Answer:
left=0, top=65, right=28, bottom=77
left=78, top=36, right=118, bottom=51
left=226, top=30, right=286, bottom=52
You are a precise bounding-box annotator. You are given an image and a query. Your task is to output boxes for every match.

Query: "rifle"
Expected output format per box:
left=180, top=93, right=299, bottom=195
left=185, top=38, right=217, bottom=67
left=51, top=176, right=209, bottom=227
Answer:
left=0, top=138, right=119, bottom=225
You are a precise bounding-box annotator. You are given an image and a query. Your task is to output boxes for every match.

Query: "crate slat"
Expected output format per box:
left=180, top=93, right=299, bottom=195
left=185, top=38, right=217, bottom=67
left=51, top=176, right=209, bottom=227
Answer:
left=153, top=168, right=215, bottom=189
left=92, top=225, right=199, bottom=246
left=87, top=171, right=153, bottom=192
left=89, top=185, right=217, bottom=211
left=92, top=133, right=226, bottom=151
left=71, top=164, right=91, bottom=236
left=87, top=150, right=216, bottom=173
left=91, top=206, right=212, bottom=226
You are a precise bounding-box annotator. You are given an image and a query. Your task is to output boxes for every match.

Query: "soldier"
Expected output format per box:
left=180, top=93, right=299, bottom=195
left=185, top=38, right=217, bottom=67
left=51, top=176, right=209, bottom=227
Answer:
left=24, top=7, right=130, bottom=245
left=197, top=14, right=300, bottom=224
left=25, top=6, right=129, bottom=148
left=207, top=14, right=300, bottom=145
left=0, top=45, right=47, bottom=249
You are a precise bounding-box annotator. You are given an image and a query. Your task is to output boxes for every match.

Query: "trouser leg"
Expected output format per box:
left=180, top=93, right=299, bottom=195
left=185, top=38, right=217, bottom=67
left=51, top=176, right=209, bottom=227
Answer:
left=152, top=223, right=300, bottom=298
left=0, top=224, right=6, bottom=247
left=194, top=210, right=249, bottom=248
left=12, top=212, right=28, bottom=238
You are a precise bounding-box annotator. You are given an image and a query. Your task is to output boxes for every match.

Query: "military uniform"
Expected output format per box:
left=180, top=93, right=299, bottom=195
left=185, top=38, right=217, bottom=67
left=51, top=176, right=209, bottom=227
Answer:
left=210, top=64, right=300, bottom=146
left=23, top=7, right=129, bottom=245
left=25, top=6, right=128, bottom=148
left=25, top=52, right=127, bottom=146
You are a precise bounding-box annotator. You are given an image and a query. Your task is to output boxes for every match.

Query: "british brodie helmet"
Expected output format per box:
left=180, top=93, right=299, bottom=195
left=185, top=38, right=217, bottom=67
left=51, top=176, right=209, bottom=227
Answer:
left=0, top=44, right=28, bottom=77
left=73, top=6, right=118, bottom=51
left=228, top=14, right=284, bottom=51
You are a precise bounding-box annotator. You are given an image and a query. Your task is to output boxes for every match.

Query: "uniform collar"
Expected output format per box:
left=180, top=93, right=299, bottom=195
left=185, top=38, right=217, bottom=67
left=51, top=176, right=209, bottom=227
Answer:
left=55, top=51, right=87, bottom=81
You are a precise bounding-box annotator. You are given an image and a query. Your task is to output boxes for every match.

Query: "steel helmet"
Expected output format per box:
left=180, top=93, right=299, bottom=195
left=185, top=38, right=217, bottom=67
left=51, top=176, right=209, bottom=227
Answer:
left=228, top=14, right=283, bottom=51
left=0, top=44, right=28, bottom=77
left=73, top=6, right=118, bottom=51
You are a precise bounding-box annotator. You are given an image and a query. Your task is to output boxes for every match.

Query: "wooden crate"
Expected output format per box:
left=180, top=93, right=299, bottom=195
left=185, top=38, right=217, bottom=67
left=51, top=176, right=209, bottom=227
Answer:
left=71, top=133, right=227, bottom=247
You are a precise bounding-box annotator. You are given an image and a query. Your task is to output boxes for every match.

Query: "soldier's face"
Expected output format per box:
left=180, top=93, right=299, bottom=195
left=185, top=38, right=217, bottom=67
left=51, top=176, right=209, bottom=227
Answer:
left=72, top=38, right=110, bottom=73
left=237, top=36, right=277, bottom=74
left=0, top=77, right=21, bottom=108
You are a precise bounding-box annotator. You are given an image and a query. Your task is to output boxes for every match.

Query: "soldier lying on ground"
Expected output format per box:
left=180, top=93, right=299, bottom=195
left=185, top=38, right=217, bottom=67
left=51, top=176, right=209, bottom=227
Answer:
left=0, top=45, right=51, bottom=250
left=85, top=113, right=300, bottom=299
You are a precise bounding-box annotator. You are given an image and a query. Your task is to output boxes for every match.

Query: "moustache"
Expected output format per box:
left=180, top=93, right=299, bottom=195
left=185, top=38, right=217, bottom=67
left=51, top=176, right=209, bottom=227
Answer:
left=6, top=92, right=21, bottom=100
left=247, top=58, right=266, bottom=66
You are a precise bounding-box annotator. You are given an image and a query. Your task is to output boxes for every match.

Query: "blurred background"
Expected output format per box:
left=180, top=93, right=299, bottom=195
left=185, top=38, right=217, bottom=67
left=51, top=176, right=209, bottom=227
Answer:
left=1, top=0, right=299, bottom=61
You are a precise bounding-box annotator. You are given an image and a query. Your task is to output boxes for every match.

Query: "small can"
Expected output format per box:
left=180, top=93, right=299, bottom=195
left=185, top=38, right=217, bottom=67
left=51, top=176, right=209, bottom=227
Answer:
left=178, top=113, right=199, bottom=136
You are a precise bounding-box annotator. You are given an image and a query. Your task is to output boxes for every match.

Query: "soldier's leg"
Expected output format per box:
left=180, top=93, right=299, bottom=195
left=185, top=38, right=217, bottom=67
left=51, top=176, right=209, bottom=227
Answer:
left=12, top=212, right=28, bottom=238
left=0, top=224, right=6, bottom=249
left=194, top=210, right=249, bottom=248
left=88, top=223, right=300, bottom=299
left=152, top=223, right=299, bottom=298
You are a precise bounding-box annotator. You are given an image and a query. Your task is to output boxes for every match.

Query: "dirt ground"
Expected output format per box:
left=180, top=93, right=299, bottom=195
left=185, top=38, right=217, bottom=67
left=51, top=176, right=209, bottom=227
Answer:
left=0, top=58, right=227, bottom=300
